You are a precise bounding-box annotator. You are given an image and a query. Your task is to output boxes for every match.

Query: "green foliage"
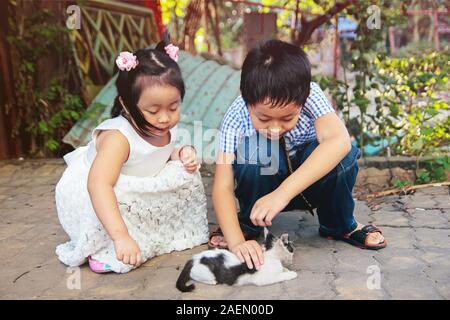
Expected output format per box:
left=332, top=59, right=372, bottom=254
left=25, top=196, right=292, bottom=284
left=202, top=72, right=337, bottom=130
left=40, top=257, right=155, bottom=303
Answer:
left=161, top=0, right=346, bottom=53
left=7, top=6, right=84, bottom=156
left=36, top=84, right=84, bottom=152
left=312, top=0, right=449, bottom=188
left=316, top=0, right=449, bottom=162
left=369, top=51, right=450, bottom=159
left=392, top=179, right=413, bottom=188
left=416, top=156, right=450, bottom=184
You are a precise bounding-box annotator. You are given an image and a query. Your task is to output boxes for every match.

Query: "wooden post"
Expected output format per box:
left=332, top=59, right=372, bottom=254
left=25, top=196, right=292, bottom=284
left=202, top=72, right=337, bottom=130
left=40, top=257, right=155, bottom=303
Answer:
left=173, top=2, right=180, bottom=42
left=291, top=0, right=300, bottom=42
left=209, top=0, right=223, bottom=56
left=203, top=0, right=211, bottom=52
left=0, top=0, right=21, bottom=159
left=333, top=16, right=339, bottom=78
left=432, top=3, right=440, bottom=50
left=388, top=26, right=397, bottom=55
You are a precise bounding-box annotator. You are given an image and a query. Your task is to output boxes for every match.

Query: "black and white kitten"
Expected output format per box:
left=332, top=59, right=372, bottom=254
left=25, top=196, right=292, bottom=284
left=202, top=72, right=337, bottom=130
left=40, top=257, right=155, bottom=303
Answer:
left=176, top=228, right=297, bottom=292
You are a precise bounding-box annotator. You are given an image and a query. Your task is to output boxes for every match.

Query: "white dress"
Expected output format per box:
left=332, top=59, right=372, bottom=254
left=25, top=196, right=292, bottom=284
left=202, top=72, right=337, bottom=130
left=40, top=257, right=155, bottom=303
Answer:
left=55, top=115, right=209, bottom=273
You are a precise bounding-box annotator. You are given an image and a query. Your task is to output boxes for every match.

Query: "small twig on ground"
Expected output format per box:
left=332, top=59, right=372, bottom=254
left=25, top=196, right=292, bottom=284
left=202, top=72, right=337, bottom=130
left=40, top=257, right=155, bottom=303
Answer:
left=364, top=182, right=450, bottom=200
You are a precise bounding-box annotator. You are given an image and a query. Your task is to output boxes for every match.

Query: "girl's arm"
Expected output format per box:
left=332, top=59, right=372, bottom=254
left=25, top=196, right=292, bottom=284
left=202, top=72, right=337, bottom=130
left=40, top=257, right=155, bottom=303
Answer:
left=170, top=147, right=181, bottom=160
left=87, top=130, right=141, bottom=266
left=171, top=145, right=199, bottom=173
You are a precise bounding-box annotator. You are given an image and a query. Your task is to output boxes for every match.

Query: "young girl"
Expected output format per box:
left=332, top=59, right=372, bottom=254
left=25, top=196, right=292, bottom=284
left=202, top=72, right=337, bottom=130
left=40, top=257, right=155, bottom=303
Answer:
left=55, top=39, right=209, bottom=273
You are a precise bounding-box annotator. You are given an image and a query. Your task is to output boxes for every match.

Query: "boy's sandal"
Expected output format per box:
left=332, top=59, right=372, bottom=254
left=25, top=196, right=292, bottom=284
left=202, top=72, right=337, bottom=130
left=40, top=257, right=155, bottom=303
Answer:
left=319, top=224, right=387, bottom=250
left=207, top=227, right=259, bottom=250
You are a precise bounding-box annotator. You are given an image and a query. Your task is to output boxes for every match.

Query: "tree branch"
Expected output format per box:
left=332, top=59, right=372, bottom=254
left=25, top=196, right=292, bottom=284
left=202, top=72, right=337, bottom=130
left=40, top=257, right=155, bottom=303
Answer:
left=295, top=0, right=356, bottom=46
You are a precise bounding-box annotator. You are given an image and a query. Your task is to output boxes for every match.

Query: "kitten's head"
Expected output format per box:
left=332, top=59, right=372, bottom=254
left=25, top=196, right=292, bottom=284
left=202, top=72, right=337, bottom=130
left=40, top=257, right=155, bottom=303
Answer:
left=263, top=228, right=295, bottom=265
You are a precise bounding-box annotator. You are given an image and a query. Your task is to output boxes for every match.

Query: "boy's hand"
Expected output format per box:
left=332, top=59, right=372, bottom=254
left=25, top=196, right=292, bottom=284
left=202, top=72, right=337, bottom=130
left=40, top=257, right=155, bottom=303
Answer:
left=230, top=240, right=265, bottom=270
left=114, top=234, right=142, bottom=267
left=179, top=145, right=200, bottom=173
left=250, top=190, right=290, bottom=227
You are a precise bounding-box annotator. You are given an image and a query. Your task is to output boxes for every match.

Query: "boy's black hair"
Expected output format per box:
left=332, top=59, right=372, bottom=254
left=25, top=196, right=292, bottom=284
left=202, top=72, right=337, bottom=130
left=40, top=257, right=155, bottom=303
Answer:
left=240, top=39, right=311, bottom=108
left=111, top=32, right=185, bottom=136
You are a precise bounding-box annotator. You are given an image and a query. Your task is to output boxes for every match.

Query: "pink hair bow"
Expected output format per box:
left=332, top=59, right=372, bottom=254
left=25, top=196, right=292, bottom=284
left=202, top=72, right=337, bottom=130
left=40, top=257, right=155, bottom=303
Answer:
left=164, top=44, right=179, bottom=62
left=116, top=51, right=138, bottom=71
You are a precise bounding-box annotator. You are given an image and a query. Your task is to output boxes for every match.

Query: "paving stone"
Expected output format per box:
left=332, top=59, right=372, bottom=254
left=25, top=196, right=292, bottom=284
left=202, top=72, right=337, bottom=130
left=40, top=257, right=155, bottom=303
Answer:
left=279, top=270, right=335, bottom=299
left=404, top=196, right=439, bottom=210
left=0, top=164, right=19, bottom=177
left=1, top=159, right=450, bottom=299
left=409, top=209, right=450, bottom=228
left=334, top=271, right=386, bottom=300
left=334, top=249, right=379, bottom=273
left=414, top=186, right=449, bottom=196
left=379, top=227, right=416, bottom=249
left=372, top=248, right=427, bottom=273
left=370, top=211, right=410, bottom=227
left=269, top=210, right=306, bottom=237
left=414, top=228, right=450, bottom=249
left=227, top=282, right=284, bottom=300
left=432, top=195, right=450, bottom=209
left=382, top=271, right=444, bottom=300
left=292, top=246, right=335, bottom=272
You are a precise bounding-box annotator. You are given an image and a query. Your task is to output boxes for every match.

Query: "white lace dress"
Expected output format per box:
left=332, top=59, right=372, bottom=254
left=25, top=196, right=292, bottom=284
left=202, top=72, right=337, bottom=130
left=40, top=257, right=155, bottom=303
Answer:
left=55, top=115, right=209, bottom=273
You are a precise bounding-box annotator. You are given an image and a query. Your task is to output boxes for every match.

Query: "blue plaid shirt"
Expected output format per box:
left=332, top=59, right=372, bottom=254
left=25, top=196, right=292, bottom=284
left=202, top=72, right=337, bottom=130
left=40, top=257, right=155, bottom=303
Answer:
left=219, top=82, right=335, bottom=154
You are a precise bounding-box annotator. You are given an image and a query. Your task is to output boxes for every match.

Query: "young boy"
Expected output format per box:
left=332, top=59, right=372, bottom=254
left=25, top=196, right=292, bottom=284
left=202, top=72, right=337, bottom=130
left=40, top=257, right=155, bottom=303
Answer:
left=211, top=40, right=386, bottom=270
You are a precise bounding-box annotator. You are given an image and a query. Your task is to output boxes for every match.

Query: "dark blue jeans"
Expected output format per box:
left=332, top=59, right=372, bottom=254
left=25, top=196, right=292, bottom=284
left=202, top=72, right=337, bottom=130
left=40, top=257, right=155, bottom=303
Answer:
left=232, top=134, right=361, bottom=237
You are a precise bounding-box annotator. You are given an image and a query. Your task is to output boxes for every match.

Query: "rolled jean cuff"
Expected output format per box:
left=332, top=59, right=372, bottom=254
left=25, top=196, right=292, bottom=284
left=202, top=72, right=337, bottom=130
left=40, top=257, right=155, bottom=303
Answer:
left=319, top=220, right=358, bottom=236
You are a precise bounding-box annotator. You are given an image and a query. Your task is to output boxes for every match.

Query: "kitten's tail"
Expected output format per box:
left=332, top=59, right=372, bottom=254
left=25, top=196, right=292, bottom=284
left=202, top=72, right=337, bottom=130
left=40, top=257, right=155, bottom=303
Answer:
left=176, top=259, right=195, bottom=292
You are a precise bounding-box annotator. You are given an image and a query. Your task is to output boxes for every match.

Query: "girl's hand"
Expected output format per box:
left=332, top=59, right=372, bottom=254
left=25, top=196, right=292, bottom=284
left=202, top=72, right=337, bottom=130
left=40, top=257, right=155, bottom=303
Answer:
left=179, top=145, right=200, bottom=173
left=114, top=234, right=142, bottom=267
left=230, top=240, right=265, bottom=270
left=250, top=190, right=290, bottom=227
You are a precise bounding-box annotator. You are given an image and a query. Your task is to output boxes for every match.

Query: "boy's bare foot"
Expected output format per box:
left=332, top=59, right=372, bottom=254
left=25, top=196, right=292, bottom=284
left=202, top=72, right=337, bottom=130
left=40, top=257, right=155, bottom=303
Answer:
left=346, top=222, right=385, bottom=245
left=209, top=234, right=228, bottom=248
left=208, top=227, right=260, bottom=250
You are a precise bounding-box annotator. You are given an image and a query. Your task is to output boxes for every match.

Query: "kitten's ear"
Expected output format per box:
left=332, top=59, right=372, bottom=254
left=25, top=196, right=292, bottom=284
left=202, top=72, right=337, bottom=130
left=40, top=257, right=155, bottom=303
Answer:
left=264, top=230, right=276, bottom=251
left=280, top=233, right=294, bottom=253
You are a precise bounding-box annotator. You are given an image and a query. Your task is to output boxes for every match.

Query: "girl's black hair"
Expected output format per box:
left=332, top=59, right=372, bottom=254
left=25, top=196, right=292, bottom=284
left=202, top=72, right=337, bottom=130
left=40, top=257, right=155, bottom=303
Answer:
left=240, top=39, right=311, bottom=108
left=111, top=32, right=185, bottom=136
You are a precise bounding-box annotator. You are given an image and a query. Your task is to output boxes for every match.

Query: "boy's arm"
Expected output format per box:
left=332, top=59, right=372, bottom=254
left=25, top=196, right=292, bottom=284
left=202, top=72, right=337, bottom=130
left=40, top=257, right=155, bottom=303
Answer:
left=213, top=152, right=264, bottom=269
left=212, top=152, right=245, bottom=248
left=250, top=112, right=351, bottom=227
left=279, top=112, right=351, bottom=199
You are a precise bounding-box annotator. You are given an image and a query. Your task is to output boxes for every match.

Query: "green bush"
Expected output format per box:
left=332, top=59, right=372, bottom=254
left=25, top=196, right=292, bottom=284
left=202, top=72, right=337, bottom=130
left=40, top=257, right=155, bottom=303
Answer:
left=7, top=7, right=84, bottom=157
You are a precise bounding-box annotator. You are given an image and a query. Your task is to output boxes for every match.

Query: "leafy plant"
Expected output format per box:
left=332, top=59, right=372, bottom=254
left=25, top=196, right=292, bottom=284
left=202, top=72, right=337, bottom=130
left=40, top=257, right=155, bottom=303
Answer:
left=393, top=179, right=413, bottom=188
left=7, top=5, right=84, bottom=156
left=416, top=156, right=450, bottom=184
left=368, top=50, right=450, bottom=163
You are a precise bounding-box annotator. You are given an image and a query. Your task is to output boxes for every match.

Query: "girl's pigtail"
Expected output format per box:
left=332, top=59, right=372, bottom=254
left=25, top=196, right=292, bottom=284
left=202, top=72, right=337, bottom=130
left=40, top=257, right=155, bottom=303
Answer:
left=155, top=30, right=171, bottom=52
left=155, top=31, right=179, bottom=62
left=111, top=95, right=123, bottom=117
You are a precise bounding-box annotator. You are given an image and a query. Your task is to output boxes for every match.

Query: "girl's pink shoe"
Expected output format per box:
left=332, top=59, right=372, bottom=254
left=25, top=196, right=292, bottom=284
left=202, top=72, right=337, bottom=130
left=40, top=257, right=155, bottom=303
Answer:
left=88, top=256, right=112, bottom=273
